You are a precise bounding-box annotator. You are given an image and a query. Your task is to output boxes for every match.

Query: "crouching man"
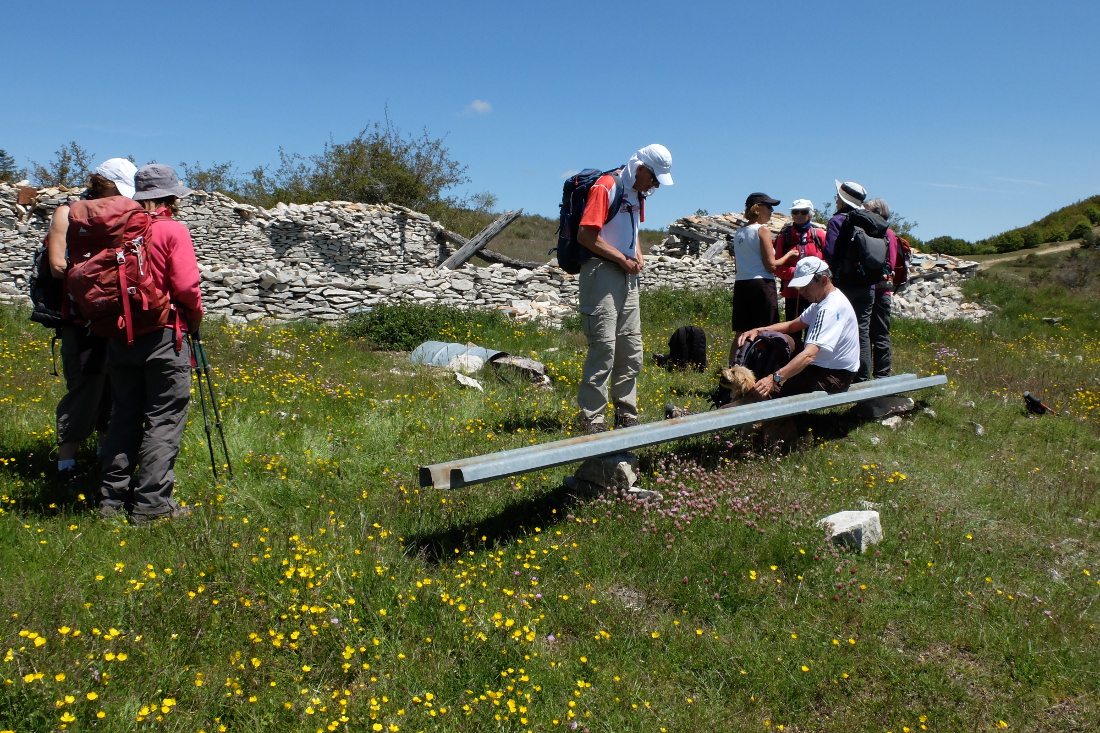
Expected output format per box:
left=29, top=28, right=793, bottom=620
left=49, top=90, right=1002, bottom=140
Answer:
left=736, top=257, right=859, bottom=400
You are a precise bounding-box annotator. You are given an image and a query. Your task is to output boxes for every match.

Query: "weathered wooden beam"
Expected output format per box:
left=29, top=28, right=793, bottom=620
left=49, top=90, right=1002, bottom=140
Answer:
left=668, top=224, right=719, bottom=244
left=475, top=248, right=544, bottom=269
left=437, top=229, right=544, bottom=269
left=438, top=209, right=523, bottom=270
left=702, top=239, right=729, bottom=260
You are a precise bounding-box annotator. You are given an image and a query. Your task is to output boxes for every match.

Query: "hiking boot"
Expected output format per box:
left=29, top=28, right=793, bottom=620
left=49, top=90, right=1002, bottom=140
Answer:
left=130, top=504, right=193, bottom=526
left=576, top=418, right=609, bottom=435
left=55, top=466, right=89, bottom=486
left=614, top=414, right=641, bottom=429
left=665, top=403, right=693, bottom=419
left=98, top=502, right=126, bottom=520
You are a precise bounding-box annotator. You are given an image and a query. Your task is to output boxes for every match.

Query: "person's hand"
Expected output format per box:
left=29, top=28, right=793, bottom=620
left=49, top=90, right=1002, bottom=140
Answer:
left=621, top=254, right=642, bottom=275
left=737, top=329, right=759, bottom=347
left=750, top=374, right=775, bottom=399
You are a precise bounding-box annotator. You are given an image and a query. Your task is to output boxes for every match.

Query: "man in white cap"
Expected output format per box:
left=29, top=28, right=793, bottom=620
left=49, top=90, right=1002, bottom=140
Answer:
left=736, top=256, right=859, bottom=400
left=574, top=144, right=673, bottom=433
left=824, top=179, right=874, bottom=382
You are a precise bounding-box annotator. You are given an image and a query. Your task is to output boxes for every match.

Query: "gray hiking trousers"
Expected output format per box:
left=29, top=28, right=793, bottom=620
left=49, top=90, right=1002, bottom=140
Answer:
left=99, top=328, right=192, bottom=518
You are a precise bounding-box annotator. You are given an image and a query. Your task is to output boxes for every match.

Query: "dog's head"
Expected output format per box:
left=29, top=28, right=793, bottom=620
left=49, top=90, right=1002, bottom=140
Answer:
left=720, top=365, right=757, bottom=399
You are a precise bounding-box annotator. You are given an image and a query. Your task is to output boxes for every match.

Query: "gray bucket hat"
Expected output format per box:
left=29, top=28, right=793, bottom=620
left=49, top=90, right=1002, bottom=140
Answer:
left=133, top=164, right=193, bottom=200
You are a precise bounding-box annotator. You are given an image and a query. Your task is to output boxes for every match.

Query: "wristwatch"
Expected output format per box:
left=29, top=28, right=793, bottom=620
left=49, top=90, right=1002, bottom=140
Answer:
left=773, top=371, right=784, bottom=390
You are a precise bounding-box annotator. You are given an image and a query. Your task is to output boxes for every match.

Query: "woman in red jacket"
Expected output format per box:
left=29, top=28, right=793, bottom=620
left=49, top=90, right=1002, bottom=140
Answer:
left=98, top=164, right=204, bottom=524
left=773, top=199, right=826, bottom=344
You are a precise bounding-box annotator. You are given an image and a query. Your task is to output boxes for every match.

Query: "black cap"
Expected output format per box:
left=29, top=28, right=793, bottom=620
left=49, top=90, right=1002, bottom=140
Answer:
left=745, top=192, right=780, bottom=209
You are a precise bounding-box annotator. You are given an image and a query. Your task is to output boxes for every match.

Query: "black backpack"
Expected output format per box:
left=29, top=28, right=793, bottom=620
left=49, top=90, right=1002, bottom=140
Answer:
left=661, top=325, right=707, bottom=372
left=733, top=330, right=795, bottom=380
left=837, top=209, right=891, bottom=287
left=553, top=168, right=625, bottom=274
left=28, top=242, right=67, bottom=330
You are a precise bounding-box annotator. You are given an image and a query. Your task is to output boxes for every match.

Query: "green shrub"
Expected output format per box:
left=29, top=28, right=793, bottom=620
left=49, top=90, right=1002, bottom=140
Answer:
left=1085, top=205, right=1100, bottom=225
left=1069, top=219, right=1093, bottom=241
left=341, top=302, right=509, bottom=350
left=924, top=235, right=973, bottom=256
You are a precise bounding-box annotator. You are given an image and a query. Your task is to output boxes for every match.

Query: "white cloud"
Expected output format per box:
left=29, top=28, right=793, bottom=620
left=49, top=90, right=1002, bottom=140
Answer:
left=464, top=99, right=492, bottom=115
left=990, top=176, right=1047, bottom=186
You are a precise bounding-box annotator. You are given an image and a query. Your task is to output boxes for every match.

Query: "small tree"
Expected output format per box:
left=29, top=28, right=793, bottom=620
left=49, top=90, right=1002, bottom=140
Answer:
left=0, top=149, right=25, bottom=183
left=1085, top=205, right=1100, bottom=225
left=178, top=160, right=241, bottom=194
left=31, top=141, right=94, bottom=187
left=1021, top=228, right=1041, bottom=248
left=1069, top=219, right=1093, bottom=241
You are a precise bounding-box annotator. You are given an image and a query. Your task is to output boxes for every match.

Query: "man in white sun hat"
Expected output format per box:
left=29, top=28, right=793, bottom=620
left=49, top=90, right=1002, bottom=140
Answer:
left=574, top=144, right=672, bottom=434
left=736, top=256, right=859, bottom=401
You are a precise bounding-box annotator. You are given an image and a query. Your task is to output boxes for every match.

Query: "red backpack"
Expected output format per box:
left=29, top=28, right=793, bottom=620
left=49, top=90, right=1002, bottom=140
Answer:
left=892, top=235, right=913, bottom=287
left=64, top=197, right=173, bottom=344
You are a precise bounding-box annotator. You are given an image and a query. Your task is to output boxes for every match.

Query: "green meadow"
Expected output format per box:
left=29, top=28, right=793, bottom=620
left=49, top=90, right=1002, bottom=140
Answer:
left=0, top=252, right=1097, bottom=732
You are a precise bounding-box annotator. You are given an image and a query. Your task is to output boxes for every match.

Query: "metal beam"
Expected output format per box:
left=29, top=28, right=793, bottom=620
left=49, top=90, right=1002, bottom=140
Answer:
left=420, top=373, right=947, bottom=489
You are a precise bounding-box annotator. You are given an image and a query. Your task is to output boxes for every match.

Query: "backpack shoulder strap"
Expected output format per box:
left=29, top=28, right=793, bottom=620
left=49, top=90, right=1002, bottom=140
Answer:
left=605, top=170, right=626, bottom=223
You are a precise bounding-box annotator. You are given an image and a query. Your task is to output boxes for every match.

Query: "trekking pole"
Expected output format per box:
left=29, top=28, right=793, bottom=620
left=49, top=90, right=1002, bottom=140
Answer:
left=189, top=332, right=219, bottom=481
left=192, top=332, right=234, bottom=478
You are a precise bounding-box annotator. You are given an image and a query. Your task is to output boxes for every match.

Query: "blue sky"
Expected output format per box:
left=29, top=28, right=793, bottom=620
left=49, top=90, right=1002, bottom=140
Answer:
left=3, top=0, right=1097, bottom=242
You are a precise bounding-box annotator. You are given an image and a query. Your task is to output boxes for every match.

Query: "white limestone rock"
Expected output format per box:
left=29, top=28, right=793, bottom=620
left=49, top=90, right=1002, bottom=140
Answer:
left=819, top=510, right=883, bottom=553
left=574, top=452, right=638, bottom=491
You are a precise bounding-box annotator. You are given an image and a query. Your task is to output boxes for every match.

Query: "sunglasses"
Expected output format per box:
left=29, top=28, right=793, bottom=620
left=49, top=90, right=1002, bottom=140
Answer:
left=791, top=209, right=811, bottom=215
left=645, top=166, right=660, bottom=187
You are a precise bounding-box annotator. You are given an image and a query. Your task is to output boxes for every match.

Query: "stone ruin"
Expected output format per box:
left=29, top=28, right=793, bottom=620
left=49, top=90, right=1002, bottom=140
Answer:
left=0, top=181, right=991, bottom=326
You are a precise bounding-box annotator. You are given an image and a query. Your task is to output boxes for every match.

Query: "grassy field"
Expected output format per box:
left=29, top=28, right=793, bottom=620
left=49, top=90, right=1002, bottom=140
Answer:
left=0, top=253, right=1098, bottom=732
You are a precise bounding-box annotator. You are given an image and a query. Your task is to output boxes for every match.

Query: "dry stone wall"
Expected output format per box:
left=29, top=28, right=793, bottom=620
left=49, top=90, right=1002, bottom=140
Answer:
left=0, top=182, right=987, bottom=326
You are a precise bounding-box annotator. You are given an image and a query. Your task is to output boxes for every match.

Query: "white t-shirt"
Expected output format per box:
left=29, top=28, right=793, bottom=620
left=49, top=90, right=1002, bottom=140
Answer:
left=580, top=174, right=641, bottom=257
left=732, top=223, right=772, bottom=281
left=799, top=288, right=859, bottom=372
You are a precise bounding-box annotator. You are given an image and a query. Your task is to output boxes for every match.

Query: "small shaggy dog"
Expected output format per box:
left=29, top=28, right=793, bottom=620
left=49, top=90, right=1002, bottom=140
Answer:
left=665, top=365, right=758, bottom=419
left=711, top=365, right=757, bottom=408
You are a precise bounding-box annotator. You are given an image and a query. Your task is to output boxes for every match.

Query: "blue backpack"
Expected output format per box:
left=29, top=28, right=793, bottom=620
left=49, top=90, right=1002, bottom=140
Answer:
left=553, top=168, right=625, bottom=274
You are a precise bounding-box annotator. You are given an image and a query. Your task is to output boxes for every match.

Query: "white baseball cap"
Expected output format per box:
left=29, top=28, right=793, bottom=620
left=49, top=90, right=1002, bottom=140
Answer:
left=94, top=158, right=138, bottom=199
left=788, top=256, right=830, bottom=288
left=635, top=144, right=673, bottom=186
left=790, top=198, right=815, bottom=213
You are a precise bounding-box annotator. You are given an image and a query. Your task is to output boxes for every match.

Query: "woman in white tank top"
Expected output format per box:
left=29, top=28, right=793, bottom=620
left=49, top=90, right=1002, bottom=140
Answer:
left=728, top=193, right=797, bottom=364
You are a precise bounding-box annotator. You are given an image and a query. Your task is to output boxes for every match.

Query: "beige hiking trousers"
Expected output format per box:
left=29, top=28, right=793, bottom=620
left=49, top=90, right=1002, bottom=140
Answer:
left=576, top=258, right=642, bottom=425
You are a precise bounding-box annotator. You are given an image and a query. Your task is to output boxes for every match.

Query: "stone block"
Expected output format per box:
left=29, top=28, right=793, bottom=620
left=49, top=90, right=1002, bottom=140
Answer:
left=865, top=395, right=915, bottom=419
left=574, top=452, right=638, bottom=491
left=818, top=511, right=882, bottom=553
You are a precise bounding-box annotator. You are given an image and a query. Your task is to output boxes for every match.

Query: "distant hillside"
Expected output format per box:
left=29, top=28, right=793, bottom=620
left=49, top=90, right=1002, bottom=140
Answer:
left=926, top=195, right=1100, bottom=256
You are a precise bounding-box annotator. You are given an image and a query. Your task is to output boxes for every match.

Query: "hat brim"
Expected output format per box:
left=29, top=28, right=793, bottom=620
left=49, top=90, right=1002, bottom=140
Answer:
left=656, top=171, right=673, bottom=186
left=133, top=184, right=193, bottom=200
left=834, top=180, right=864, bottom=210
left=788, top=273, right=815, bottom=288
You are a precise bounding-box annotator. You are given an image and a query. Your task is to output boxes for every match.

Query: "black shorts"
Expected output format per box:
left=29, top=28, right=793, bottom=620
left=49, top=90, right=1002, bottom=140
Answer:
left=782, top=364, right=855, bottom=396
left=731, top=279, right=779, bottom=333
